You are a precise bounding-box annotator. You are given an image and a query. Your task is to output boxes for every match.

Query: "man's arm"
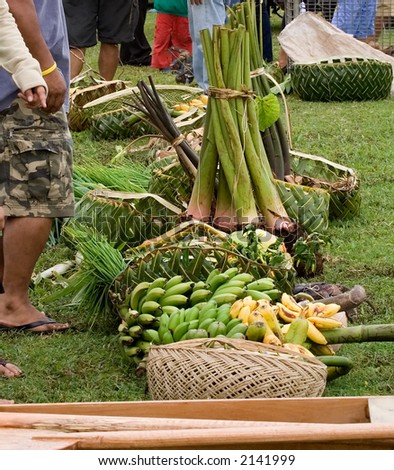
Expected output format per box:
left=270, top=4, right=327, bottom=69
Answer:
left=7, top=0, right=67, bottom=113
left=190, top=0, right=204, bottom=5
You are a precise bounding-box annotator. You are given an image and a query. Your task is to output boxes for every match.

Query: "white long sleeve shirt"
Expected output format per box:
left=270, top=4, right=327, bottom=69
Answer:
left=0, top=0, right=47, bottom=94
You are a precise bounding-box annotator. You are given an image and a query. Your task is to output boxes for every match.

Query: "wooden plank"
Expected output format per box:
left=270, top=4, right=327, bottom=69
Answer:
left=0, top=412, right=325, bottom=433
left=0, top=396, right=371, bottom=424
left=0, top=413, right=394, bottom=450
left=369, top=396, right=394, bottom=423
left=0, top=429, right=76, bottom=450
left=32, top=423, right=394, bottom=450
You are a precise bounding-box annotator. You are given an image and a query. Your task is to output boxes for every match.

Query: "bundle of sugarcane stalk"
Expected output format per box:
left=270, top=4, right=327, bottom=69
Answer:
left=187, top=23, right=296, bottom=235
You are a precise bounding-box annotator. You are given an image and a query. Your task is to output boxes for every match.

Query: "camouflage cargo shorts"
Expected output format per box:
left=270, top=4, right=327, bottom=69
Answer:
left=0, top=99, right=75, bottom=218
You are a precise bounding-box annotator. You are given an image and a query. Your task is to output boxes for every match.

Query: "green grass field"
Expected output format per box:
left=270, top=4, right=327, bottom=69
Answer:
left=1, top=10, right=393, bottom=403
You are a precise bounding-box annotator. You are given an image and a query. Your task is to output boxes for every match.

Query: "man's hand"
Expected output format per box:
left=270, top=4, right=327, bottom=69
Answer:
left=7, top=0, right=67, bottom=113
left=190, top=0, right=203, bottom=5
left=42, top=69, right=67, bottom=113
left=17, top=85, right=47, bottom=109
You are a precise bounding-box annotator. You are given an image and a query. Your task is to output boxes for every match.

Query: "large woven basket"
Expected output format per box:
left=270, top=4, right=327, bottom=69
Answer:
left=146, top=338, right=327, bottom=400
left=291, top=58, right=393, bottom=102
left=288, top=150, right=361, bottom=220
left=69, top=81, right=205, bottom=133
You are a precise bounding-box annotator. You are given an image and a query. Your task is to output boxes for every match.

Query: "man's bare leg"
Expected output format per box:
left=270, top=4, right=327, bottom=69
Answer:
left=0, top=217, right=69, bottom=332
left=69, top=47, right=86, bottom=80
left=99, top=43, right=120, bottom=80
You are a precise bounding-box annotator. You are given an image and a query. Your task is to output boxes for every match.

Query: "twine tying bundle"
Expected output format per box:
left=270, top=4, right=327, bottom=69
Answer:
left=208, top=86, right=255, bottom=100
left=171, top=134, right=186, bottom=147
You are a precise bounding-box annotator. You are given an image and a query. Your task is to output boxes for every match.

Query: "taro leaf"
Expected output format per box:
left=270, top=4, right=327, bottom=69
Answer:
left=255, top=94, right=280, bottom=131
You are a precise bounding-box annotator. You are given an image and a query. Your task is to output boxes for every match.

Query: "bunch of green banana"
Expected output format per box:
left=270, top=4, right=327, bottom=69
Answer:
left=155, top=298, right=250, bottom=343
left=128, top=276, right=195, bottom=317
left=244, top=277, right=282, bottom=301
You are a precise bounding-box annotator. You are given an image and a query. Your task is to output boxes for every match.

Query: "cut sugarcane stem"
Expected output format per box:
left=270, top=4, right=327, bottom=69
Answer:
left=316, top=356, right=354, bottom=382
left=187, top=98, right=218, bottom=221
left=322, top=324, right=394, bottom=344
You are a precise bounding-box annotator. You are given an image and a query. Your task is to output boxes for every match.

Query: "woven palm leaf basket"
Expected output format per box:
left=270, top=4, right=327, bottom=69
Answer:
left=69, top=76, right=205, bottom=133
left=146, top=338, right=327, bottom=400
left=288, top=151, right=361, bottom=220
left=291, top=58, right=393, bottom=102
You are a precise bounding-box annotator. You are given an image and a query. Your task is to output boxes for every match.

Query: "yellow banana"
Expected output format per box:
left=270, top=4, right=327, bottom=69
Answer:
left=281, top=292, right=303, bottom=313
left=238, top=305, right=252, bottom=324
left=229, top=298, right=244, bottom=319
left=282, top=343, right=315, bottom=357
left=309, top=343, right=336, bottom=356
left=307, top=302, right=341, bottom=318
left=257, top=306, right=284, bottom=342
left=276, top=303, right=301, bottom=323
left=199, top=94, right=208, bottom=105
left=241, top=296, right=258, bottom=311
left=308, top=316, right=344, bottom=329
left=304, top=302, right=316, bottom=318
left=306, top=320, right=328, bottom=345
left=247, top=310, right=265, bottom=325
left=319, top=303, right=342, bottom=318
left=262, top=323, right=283, bottom=346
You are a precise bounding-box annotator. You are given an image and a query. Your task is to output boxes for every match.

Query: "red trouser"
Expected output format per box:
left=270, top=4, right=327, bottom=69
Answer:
left=151, top=13, right=192, bottom=69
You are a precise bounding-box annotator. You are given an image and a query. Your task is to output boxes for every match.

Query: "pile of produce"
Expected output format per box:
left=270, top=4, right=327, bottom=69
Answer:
left=116, top=269, right=394, bottom=380
left=42, top=2, right=394, bottom=400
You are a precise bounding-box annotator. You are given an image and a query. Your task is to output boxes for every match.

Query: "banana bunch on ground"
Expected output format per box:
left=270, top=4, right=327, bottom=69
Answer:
left=276, top=292, right=345, bottom=355
left=172, top=94, right=208, bottom=112
left=227, top=291, right=346, bottom=358
left=117, top=268, right=283, bottom=360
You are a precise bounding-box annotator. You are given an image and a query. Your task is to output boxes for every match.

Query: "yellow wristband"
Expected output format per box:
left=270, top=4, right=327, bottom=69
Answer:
left=42, top=62, right=57, bottom=77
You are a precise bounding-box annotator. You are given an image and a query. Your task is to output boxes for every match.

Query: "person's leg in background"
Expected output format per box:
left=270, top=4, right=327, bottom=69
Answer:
left=151, top=13, right=176, bottom=70
left=188, top=0, right=227, bottom=90
left=356, top=0, right=378, bottom=43
left=171, top=15, right=193, bottom=55
left=0, top=102, right=73, bottom=333
left=120, top=0, right=152, bottom=66
left=97, top=0, right=138, bottom=80
left=98, top=43, right=121, bottom=80
left=62, top=0, right=96, bottom=79
left=255, top=1, right=273, bottom=62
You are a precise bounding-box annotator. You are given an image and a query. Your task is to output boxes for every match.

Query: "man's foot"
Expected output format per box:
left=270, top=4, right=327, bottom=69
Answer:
left=0, top=358, right=23, bottom=378
left=0, top=297, right=69, bottom=333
